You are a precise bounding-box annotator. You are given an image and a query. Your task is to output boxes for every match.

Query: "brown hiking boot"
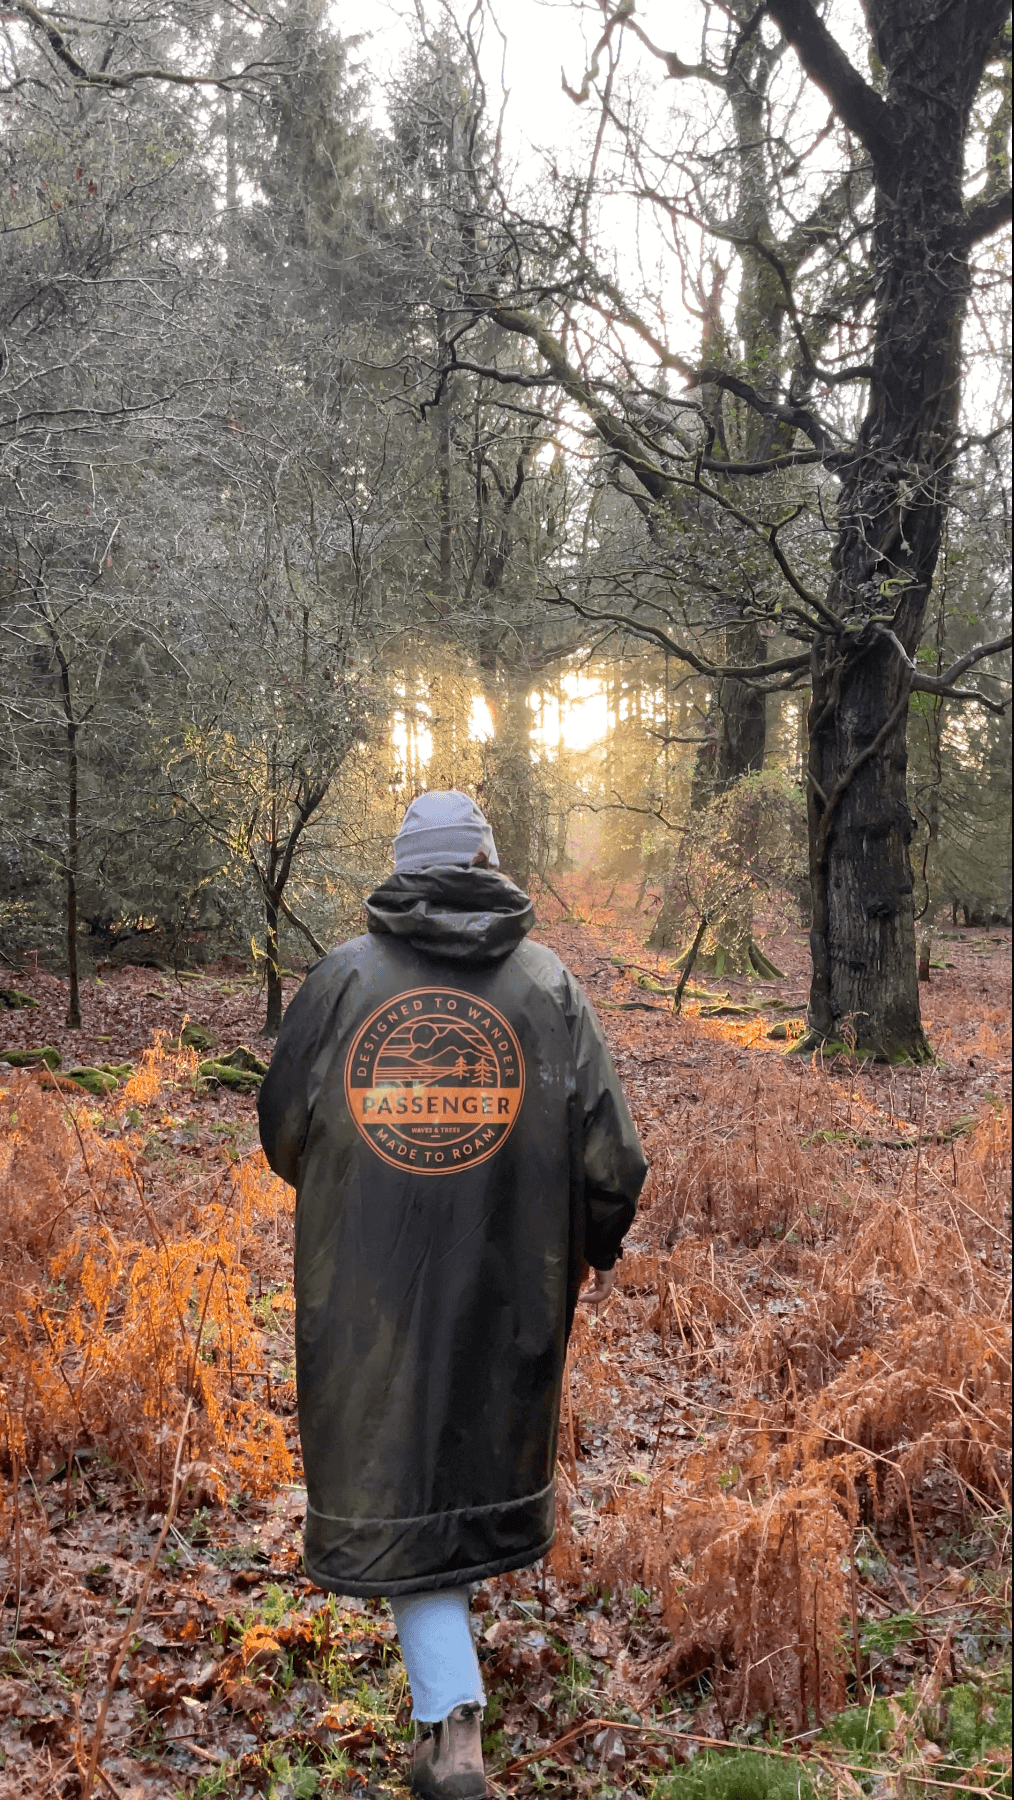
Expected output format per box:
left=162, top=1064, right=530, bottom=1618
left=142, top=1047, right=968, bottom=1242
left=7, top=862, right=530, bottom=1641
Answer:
left=409, top=1702, right=487, bottom=1799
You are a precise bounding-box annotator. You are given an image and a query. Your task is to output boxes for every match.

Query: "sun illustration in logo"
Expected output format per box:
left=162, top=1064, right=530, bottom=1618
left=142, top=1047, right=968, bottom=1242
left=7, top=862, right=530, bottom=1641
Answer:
left=345, top=987, right=525, bottom=1174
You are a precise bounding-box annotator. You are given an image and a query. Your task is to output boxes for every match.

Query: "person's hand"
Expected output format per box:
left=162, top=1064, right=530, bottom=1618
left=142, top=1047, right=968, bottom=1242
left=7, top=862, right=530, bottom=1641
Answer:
left=578, top=1264, right=615, bottom=1306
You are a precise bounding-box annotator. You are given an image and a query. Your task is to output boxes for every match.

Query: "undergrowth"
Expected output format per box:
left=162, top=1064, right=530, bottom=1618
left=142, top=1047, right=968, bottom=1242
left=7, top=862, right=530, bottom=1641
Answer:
left=647, top=1666, right=1012, bottom=1800
left=650, top=1750, right=816, bottom=1800
left=0, top=953, right=1010, bottom=1793
left=551, top=1040, right=1011, bottom=1725
left=0, top=1044, right=293, bottom=1504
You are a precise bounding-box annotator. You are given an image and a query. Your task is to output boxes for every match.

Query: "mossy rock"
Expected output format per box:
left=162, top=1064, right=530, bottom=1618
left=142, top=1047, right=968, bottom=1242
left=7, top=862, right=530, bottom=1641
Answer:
left=1, top=1046, right=62, bottom=1070
left=181, top=1021, right=218, bottom=1052
left=64, top=1066, right=121, bottom=1095
left=98, top=1062, right=134, bottom=1079
left=636, top=974, right=729, bottom=1003
left=767, top=1020, right=805, bottom=1041
left=219, top=1045, right=269, bottom=1076
left=196, top=1068, right=259, bottom=1093
left=0, top=988, right=38, bottom=1010
left=197, top=1050, right=265, bottom=1092
left=700, top=1001, right=766, bottom=1018
left=787, top=1028, right=934, bottom=1064
left=937, top=1113, right=978, bottom=1141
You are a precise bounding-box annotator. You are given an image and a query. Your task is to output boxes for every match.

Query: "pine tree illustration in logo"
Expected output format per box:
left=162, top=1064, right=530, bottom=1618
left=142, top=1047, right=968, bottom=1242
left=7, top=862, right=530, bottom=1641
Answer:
left=345, top=988, right=525, bottom=1174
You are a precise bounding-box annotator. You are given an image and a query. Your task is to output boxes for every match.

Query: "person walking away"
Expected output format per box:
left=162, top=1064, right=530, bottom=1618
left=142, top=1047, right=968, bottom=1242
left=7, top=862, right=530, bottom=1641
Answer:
left=258, top=791, right=647, bottom=1798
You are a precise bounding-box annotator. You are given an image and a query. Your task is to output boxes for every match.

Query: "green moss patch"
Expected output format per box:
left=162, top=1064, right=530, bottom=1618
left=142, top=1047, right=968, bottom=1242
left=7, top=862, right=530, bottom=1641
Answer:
left=651, top=1748, right=815, bottom=1800
left=1, top=1045, right=61, bottom=1069
left=64, top=1067, right=121, bottom=1095
left=196, top=1046, right=269, bottom=1092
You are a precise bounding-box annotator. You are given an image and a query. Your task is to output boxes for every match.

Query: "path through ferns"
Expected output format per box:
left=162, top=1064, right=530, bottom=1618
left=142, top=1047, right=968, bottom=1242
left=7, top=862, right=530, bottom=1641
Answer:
left=1, top=906, right=1010, bottom=1798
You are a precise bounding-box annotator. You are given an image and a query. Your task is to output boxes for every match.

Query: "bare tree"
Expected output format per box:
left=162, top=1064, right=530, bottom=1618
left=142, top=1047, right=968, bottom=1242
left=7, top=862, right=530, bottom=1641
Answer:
left=453, top=0, right=1011, bottom=1058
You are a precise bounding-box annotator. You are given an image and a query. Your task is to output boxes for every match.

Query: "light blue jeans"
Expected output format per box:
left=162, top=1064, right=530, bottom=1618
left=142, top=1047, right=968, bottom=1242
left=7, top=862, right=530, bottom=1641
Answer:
left=390, top=1585, right=486, bottom=1723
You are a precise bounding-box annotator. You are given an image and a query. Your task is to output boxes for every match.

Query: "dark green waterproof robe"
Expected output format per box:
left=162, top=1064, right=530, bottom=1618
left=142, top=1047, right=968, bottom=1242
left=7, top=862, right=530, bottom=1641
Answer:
left=257, top=866, right=646, bottom=1595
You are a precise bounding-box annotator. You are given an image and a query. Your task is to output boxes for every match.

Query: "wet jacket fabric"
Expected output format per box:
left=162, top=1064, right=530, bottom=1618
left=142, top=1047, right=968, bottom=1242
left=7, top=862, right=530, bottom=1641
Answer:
left=258, top=866, right=647, bottom=1597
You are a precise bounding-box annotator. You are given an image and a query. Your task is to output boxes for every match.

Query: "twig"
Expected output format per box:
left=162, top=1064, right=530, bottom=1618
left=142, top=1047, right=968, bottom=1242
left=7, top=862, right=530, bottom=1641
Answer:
left=649, top=1394, right=671, bottom=1469
left=948, top=1192, right=1009, bottom=1239
left=902, top=1476, right=928, bottom=1610
left=8, top=1444, right=23, bottom=1648
left=857, top=1525, right=920, bottom=1614
left=499, top=1717, right=601, bottom=1776
left=565, top=1361, right=579, bottom=1487
left=78, top=1398, right=193, bottom=1800
left=498, top=1716, right=1009, bottom=1794
left=498, top=1716, right=889, bottom=1778
left=673, top=914, right=711, bottom=1014
left=186, top=1256, right=224, bottom=1413
left=534, top=872, right=573, bottom=919
left=95, top=1766, right=128, bottom=1800
left=849, top=1554, right=863, bottom=1683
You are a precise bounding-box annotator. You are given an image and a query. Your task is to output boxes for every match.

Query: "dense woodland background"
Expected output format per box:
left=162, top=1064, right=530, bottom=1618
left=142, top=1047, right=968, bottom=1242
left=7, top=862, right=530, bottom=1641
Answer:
left=0, top=9, right=1012, bottom=1798
left=0, top=0, right=1010, bottom=1049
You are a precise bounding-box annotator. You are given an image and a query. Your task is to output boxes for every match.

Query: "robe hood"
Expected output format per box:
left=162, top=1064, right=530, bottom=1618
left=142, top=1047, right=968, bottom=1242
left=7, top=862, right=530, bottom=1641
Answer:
left=365, top=865, right=535, bottom=963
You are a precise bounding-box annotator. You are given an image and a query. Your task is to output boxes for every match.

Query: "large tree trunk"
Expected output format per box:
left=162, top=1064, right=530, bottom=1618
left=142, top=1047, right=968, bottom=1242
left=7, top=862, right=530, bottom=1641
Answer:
left=689, top=623, right=767, bottom=811
left=480, top=670, right=537, bottom=888
left=800, top=2, right=998, bottom=1060
left=669, top=618, right=768, bottom=965
left=716, top=621, right=766, bottom=789
left=805, top=638, right=927, bottom=1057
left=65, top=716, right=81, bottom=1030
left=679, top=51, right=772, bottom=955
left=435, top=312, right=454, bottom=603
left=51, top=634, right=82, bottom=1029
left=693, top=17, right=782, bottom=802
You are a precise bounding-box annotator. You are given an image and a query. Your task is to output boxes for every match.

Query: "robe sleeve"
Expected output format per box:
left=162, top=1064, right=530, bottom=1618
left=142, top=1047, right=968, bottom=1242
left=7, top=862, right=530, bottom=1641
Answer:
left=257, top=953, right=348, bottom=1187
left=563, top=970, right=648, bottom=1269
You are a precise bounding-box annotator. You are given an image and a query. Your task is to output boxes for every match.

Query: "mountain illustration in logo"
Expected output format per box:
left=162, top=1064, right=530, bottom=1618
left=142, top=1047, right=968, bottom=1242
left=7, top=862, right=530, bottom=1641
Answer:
left=344, top=987, right=525, bottom=1175
left=374, top=1019, right=499, bottom=1088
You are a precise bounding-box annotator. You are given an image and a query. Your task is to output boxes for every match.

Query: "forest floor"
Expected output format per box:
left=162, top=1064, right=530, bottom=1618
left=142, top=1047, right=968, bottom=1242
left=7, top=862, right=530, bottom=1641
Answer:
left=0, top=890, right=1010, bottom=1800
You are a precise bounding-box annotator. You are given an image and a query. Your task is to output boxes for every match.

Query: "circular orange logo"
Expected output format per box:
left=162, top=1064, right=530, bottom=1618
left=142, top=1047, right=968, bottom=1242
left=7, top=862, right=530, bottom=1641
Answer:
left=344, top=987, right=525, bottom=1175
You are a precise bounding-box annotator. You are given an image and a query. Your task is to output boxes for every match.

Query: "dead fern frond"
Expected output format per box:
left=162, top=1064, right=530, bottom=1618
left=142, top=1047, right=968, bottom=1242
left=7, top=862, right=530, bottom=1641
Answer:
left=562, top=1072, right=1010, bottom=1723
left=0, top=1072, right=292, bottom=1503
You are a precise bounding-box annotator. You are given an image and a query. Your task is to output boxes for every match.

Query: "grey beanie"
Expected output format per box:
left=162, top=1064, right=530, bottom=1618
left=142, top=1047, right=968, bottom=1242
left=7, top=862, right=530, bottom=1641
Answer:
left=393, top=790, right=499, bottom=874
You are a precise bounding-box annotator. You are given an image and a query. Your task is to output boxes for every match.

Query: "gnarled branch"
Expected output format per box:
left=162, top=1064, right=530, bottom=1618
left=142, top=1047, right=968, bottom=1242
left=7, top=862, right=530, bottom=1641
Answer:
left=875, top=626, right=1012, bottom=712
left=540, top=587, right=811, bottom=689
left=762, top=0, right=897, bottom=184
left=963, top=187, right=1013, bottom=244
left=10, top=2, right=281, bottom=94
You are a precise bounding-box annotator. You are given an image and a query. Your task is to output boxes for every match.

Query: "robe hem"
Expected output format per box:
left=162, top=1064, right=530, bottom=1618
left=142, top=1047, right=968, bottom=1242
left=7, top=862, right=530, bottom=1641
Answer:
left=304, top=1533, right=556, bottom=1598
left=304, top=1477, right=554, bottom=1528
